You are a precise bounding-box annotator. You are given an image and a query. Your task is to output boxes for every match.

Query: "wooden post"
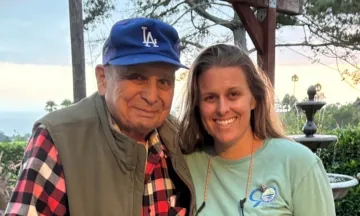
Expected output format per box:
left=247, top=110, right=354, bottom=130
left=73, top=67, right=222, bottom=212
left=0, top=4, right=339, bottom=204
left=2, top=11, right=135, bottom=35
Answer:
left=69, top=0, right=86, bottom=103
left=260, top=1, right=276, bottom=87
left=227, top=0, right=303, bottom=87
left=232, top=2, right=276, bottom=86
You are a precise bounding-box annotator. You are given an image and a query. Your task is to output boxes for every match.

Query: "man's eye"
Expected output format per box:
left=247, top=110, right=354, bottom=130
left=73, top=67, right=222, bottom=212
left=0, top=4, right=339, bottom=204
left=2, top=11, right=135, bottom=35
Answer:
left=129, top=74, right=145, bottom=80
left=158, top=79, right=173, bottom=90
left=159, top=79, right=171, bottom=86
left=229, top=92, right=240, bottom=99
left=126, top=74, right=147, bottom=82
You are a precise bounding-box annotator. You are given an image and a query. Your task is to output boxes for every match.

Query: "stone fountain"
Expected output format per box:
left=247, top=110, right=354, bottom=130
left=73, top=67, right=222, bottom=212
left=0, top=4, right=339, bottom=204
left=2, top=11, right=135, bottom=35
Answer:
left=288, top=85, right=359, bottom=200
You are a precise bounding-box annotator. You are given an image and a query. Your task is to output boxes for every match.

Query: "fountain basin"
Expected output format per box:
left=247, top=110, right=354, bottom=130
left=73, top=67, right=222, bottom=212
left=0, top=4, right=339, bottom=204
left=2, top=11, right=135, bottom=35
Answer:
left=327, top=173, right=359, bottom=200
left=289, top=134, right=338, bottom=152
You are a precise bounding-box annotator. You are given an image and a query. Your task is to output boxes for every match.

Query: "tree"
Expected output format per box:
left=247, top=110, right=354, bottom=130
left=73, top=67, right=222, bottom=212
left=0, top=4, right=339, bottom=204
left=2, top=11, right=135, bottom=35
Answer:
left=82, top=0, right=360, bottom=87
left=281, top=93, right=298, bottom=112
left=45, top=100, right=58, bottom=113
left=69, top=0, right=87, bottom=103
left=10, top=131, right=30, bottom=143
left=60, top=99, right=73, bottom=108
left=291, top=74, right=299, bottom=96
left=278, top=94, right=303, bottom=134
left=83, top=0, right=116, bottom=30
left=314, top=82, right=326, bottom=101
left=304, top=0, right=360, bottom=88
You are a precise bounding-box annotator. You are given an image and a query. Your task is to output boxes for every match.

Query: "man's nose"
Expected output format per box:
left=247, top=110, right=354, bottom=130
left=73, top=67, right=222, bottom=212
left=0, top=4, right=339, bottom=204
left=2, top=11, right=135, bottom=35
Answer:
left=216, top=97, right=230, bottom=116
left=140, top=80, right=158, bottom=105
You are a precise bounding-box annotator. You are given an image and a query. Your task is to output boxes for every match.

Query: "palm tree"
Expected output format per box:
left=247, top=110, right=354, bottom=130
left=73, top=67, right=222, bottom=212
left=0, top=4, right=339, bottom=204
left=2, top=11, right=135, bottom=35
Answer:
left=314, top=82, right=322, bottom=92
left=291, top=74, right=299, bottom=96
left=60, top=99, right=72, bottom=108
left=314, top=82, right=325, bottom=101
left=45, top=100, right=58, bottom=113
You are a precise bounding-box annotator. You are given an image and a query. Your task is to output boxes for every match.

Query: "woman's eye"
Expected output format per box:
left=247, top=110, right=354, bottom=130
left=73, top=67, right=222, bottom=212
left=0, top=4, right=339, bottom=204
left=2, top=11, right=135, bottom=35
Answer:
left=204, top=95, right=215, bottom=102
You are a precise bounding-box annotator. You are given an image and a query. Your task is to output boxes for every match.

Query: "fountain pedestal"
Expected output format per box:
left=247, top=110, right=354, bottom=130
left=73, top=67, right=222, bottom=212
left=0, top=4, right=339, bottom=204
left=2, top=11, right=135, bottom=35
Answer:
left=288, top=85, right=359, bottom=200
left=288, top=86, right=337, bottom=152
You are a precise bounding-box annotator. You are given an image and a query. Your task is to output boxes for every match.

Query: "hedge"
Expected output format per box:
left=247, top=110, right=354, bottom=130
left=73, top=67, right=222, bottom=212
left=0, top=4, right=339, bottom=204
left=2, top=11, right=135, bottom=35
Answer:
left=317, top=125, right=360, bottom=216
left=0, top=141, right=26, bottom=187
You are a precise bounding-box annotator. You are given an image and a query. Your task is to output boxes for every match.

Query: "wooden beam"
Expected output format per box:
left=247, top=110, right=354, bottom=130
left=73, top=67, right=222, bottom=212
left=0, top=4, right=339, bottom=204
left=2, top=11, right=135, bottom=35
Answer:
left=260, top=6, right=276, bottom=86
left=231, top=3, right=276, bottom=86
left=232, top=4, right=264, bottom=53
left=225, top=0, right=303, bottom=15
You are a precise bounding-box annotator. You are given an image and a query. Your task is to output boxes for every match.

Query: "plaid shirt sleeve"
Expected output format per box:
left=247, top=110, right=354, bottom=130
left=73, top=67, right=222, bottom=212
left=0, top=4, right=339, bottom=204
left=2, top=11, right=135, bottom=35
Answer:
left=5, top=125, right=69, bottom=216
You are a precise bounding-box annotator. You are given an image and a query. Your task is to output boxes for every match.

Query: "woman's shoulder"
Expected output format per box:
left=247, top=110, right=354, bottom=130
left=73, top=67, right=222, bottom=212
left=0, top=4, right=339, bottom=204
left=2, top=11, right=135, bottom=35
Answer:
left=184, top=149, right=210, bottom=163
left=265, top=138, right=321, bottom=166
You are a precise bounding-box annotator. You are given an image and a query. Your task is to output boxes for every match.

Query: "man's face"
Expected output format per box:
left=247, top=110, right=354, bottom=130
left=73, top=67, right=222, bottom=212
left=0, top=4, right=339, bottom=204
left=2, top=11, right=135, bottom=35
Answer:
left=96, top=63, right=177, bottom=141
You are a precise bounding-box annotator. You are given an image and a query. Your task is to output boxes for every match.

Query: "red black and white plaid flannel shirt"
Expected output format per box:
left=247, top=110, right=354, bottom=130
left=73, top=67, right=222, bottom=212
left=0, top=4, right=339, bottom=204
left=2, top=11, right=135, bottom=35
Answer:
left=5, top=115, right=186, bottom=216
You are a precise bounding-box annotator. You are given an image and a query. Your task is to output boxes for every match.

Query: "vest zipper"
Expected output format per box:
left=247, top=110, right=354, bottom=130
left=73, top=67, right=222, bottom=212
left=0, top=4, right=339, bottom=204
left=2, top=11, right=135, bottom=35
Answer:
left=173, top=159, right=195, bottom=216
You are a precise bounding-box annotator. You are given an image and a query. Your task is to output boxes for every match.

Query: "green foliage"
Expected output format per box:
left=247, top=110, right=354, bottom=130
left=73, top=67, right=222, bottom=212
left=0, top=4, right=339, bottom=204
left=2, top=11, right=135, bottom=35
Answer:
left=0, top=142, right=26, bottom=181
left=45, top=100, right=58, bottom=113
left=304, top=0, right=360, bottom=47
left=0, top=142, right=26, bottom=209
left=45, top=99, right=73, bottom=113
left=306, top=0, right=360, bottom=16
left=279, top=110, right=304, bottom=135
left=281, top=94, right=298, bottom=112
left=83, top=0, right=116, bottom=30
left=0, top=131, right=30, bottom=143
left=60, top=99, right=72, bottom=108
left=304, top=0, right=360, bottom=85
left=316, top=126, right=360, bottom=216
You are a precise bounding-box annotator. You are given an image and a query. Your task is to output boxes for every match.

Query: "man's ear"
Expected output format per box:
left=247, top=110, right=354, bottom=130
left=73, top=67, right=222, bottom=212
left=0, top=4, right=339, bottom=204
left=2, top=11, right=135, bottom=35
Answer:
left=95, top=65, right=106, bottom=95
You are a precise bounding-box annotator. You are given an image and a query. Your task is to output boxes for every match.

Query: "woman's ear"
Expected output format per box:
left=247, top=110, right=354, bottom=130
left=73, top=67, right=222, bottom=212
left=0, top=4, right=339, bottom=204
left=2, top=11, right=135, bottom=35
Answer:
left=251, top=97, right=257, bottom=110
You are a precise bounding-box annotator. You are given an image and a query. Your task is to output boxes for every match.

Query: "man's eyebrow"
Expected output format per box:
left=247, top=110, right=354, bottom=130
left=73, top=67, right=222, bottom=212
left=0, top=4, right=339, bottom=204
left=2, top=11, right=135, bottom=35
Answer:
left=162, top=74, right=175, bottom=79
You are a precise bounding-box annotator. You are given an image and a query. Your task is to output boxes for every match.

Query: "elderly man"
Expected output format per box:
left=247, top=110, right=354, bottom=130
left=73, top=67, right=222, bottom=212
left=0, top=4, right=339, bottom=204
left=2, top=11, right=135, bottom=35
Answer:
left=5, top=18, right=195, bottom=216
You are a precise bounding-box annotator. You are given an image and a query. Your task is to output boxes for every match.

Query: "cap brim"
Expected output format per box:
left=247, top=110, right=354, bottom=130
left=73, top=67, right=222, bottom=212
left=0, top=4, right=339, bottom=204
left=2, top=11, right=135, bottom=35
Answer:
left=108, top=53, right=189, bottom=69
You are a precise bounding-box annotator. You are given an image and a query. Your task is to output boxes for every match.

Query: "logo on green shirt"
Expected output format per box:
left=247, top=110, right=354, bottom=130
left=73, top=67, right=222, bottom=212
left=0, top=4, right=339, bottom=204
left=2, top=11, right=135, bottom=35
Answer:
left=249, top=186, right=278, bottom=207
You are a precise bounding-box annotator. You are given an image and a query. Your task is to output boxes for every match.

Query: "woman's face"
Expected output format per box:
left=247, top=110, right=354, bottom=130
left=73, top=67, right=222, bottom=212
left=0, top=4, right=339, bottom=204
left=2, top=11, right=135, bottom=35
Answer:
left=198, top=66, right=256, bottom=150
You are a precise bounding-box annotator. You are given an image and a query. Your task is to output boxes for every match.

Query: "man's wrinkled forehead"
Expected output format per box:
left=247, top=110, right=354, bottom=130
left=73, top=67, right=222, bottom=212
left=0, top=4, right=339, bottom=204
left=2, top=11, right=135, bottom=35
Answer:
left=108, top=64, right=176, bottom=78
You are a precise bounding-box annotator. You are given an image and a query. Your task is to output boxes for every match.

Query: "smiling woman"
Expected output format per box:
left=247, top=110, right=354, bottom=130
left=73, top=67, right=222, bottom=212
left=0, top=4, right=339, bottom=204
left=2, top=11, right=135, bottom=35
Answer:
left=180, top=44, right=336, bottom=216
left=198, top=66, right=257, bottom=157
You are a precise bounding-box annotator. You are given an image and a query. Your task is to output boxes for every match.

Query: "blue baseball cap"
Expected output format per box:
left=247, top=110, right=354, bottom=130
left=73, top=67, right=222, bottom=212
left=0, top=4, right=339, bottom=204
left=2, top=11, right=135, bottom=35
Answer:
left=102, top=17, right=188, bottom=69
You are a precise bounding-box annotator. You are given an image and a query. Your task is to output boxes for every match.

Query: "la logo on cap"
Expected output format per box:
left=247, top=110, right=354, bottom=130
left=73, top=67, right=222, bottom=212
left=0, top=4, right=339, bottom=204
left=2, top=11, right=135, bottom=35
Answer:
left=142, top=26, right=159, bottom=47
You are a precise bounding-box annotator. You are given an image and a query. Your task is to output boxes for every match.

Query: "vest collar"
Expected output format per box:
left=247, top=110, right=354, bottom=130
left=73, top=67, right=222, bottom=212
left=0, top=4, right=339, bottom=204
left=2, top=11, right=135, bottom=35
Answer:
left=158, top=118, right=178, bottom=155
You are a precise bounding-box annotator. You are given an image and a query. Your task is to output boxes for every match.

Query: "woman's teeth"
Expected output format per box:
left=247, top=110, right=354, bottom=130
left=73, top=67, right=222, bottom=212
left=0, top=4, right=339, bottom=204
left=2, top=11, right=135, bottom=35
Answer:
left=215, top=117, right=236, bottom=125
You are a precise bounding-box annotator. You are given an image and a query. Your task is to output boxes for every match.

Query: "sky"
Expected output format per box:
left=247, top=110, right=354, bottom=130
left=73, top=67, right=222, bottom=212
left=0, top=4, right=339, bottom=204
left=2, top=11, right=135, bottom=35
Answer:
left=0, top=0, right=359, bottom=113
